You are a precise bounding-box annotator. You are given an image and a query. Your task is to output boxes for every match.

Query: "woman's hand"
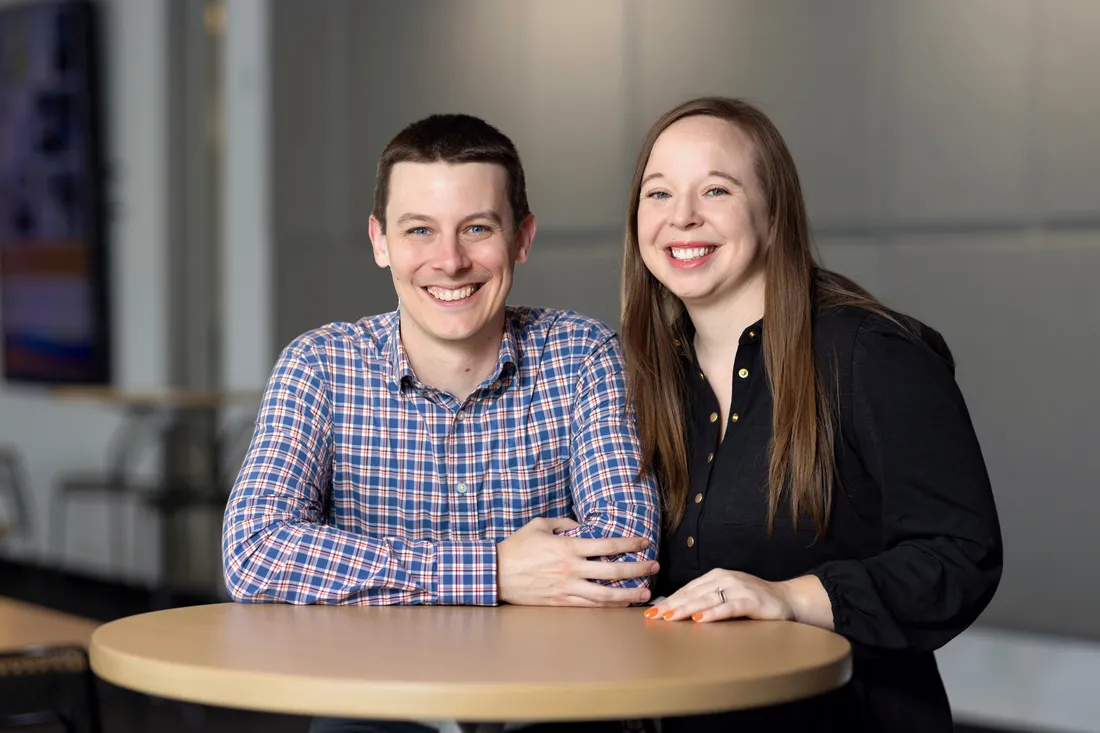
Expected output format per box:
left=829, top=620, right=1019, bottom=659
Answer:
left=643, top=569, right=833, bottom=627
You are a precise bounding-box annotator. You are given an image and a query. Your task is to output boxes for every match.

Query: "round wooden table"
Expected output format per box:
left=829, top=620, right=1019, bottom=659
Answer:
left=89, top=603, right=851, bottom=722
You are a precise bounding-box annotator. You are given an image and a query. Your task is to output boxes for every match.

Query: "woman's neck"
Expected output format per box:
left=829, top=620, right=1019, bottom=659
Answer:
left=686, top=277, right=765, bottom=364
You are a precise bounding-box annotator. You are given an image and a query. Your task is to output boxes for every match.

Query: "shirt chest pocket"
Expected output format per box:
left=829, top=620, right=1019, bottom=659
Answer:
left=482, top=445, right=571, bottom=520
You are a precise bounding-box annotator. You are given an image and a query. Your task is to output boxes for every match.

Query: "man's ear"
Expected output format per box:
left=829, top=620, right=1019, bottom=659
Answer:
left=369, top=214, right=390, bottom=268
left=514, top=213, right=537, bottom=265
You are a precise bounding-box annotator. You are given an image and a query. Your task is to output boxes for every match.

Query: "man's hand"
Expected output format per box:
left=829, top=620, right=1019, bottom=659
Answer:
left=497, top=517, right=657, bottom=607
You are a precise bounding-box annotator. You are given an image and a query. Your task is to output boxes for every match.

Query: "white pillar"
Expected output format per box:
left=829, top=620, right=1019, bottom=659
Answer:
left=222, top=0, right=273, bottom=392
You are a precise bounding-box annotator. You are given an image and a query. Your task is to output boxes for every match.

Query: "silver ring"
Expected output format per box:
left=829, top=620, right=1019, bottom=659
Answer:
left=716, top=587, right=726, bottom=604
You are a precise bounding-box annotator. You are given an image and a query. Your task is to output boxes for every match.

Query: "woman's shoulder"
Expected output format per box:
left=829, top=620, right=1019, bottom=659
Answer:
left=813, top=304, right=956, bottom=375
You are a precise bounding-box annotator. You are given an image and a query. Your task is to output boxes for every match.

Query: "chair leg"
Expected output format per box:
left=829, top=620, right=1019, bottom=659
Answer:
left=51, top=493, right=69, bottom=566
left=108, top=493, right=126, bottom=576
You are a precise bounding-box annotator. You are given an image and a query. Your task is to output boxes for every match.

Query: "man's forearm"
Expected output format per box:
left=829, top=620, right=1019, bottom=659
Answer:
left=224, top=514, right=497, bottom=605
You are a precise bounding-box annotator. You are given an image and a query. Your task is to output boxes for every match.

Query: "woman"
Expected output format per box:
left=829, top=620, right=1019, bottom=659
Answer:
left=621, top=97, right=1002, bottom=732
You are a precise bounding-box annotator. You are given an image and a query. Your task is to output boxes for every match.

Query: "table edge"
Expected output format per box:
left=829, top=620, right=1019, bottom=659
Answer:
left=90, top=622, right=852, bottom=721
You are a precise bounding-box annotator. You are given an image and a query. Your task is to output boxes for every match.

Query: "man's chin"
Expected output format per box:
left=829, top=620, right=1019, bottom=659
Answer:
left=423, top=317, right=491, bottom=345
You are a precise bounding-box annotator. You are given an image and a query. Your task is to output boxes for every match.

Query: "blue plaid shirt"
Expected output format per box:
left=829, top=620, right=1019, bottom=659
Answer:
left=222, top=306, right=660, bottom=605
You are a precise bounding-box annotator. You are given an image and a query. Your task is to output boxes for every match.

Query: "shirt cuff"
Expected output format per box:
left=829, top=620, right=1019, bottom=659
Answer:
left=435, top=539, right=498, bottom=606
left=808, top=563, right=851, bottom=636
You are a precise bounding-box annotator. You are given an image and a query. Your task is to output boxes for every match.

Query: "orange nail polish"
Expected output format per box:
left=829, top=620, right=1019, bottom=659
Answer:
left=643, top=607, right=659, bottom=619
left=662, top=610, right=676, bottom=620
left=692, top=613, right=704, bottom=622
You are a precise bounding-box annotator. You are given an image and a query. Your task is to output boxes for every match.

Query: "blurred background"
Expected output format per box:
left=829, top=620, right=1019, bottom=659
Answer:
left=0, top=0, right=1097, bottom=731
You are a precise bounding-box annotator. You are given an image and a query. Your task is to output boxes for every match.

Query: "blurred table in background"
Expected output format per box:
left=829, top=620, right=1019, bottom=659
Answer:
left=0, top=597, right=99, bottom=650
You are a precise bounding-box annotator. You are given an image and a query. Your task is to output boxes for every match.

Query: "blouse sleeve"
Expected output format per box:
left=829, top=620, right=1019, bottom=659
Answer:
left=809, top=314, right=1003, bottom=652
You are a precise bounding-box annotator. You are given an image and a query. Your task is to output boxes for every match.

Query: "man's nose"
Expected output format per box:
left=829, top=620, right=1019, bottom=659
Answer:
left=436, top=236, right=472, bottom=275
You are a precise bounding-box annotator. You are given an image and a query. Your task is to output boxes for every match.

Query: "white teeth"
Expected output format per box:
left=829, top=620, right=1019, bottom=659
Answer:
left=426, top=285, right=479, bottom=302
left=670, top=246, right=715, bottom=261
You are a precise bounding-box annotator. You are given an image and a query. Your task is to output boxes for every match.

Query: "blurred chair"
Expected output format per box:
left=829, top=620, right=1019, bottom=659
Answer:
left=50, top=406, right=255, bottom=599
left=0, top=445, right=32, bottom=543
left=0, top=644, right=102, bottom=733
left=143, top=414, right=254, bottom=605
left=216, top=414, right=256, bottom=487
left=49, top=409, right=163, bottom=573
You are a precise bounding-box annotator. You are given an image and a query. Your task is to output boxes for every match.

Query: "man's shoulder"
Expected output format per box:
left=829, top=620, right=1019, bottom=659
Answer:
left=509, top=305, right=618, bottom=351
left=281, top=312, right=395, bottom=363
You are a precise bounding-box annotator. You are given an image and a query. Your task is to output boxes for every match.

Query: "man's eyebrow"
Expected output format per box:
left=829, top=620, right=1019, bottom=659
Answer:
left=460, top=210, right=504, bottom=228
left=394, top=213, right=436, bottom=227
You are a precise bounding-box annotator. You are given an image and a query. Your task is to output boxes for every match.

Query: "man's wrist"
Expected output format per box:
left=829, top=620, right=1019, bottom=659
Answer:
left=436, top=539, right=498, bottom=606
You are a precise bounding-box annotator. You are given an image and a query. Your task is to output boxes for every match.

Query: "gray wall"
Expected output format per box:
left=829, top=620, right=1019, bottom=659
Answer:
left=269, top=0, right=1100, bottom=639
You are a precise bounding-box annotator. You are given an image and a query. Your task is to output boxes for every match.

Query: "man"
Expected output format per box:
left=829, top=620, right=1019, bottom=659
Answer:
left=221, top=114, right=660, bottom=732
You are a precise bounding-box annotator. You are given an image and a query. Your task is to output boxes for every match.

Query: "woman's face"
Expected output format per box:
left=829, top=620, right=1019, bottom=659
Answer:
left=636, top=115, right=770, bottom=308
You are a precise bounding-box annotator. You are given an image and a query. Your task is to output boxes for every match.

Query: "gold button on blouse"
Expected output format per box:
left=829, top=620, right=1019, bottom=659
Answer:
left=709, top=412, right=718, bottom=423
left=731, top=413, right=739, bottom=423
left=686, top=536, right=695, bottom=547
left=694, top=493, right=703, bottom=503
left=707, top=452, right=714, bottom=463
left=738, top=368, right=749, bottom=378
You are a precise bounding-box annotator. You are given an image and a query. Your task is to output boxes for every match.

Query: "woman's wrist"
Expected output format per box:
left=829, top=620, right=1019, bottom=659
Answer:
left=776, top=574, right=835, bottom=630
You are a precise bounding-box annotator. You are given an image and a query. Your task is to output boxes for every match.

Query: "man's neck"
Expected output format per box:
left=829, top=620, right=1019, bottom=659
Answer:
left=399, top=313, right=506, bottom=401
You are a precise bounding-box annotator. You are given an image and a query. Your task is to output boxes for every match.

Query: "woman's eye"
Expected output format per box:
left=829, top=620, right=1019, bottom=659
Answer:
left=704, top=187, right=730, bottom=197
left=645, top=190, right=670, bottom=200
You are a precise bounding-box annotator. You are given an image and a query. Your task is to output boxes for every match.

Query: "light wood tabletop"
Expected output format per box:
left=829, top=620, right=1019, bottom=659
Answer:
left=90, top=603, right=851, bottom=722
left=0, top=597, right=101, bottom=650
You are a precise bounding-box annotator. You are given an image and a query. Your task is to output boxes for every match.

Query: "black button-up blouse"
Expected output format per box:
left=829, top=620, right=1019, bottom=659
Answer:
left=657, top=306, right=1003, bottom=733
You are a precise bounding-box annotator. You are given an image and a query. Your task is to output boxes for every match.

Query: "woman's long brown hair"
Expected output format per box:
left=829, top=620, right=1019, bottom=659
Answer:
left=621, top=97, right=891, bottom=534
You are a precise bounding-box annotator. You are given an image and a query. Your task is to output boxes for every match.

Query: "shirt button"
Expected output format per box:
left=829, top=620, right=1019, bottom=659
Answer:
left=699, top=371, right=705, bottom=380
left=738, top=368, right=749, bottom=379
left=709, top=412, right=718, bottom=423
left=731, top=413, right=739, bottom=423
left=455, top=482, right=468, bottom=494
left=686, top=536, right=695, bottom=547
left=749, top=330, right=756, bottom=338
left=707, top=452, right=714, bottom=463
left=456, top=410, right=466, bottom=421
left=694, top=493, right=703, bottom=503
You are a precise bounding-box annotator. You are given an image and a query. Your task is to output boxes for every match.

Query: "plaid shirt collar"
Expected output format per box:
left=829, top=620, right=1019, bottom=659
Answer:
left=380, top=307, right=519, bottom=394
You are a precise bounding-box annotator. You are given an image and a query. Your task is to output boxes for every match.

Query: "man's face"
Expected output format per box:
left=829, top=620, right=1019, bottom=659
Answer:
left=369, top=161, right=535, bottom=349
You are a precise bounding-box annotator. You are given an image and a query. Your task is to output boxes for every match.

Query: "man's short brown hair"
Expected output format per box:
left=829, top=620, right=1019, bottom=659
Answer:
left=373, top=114, right=531, bottom=233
